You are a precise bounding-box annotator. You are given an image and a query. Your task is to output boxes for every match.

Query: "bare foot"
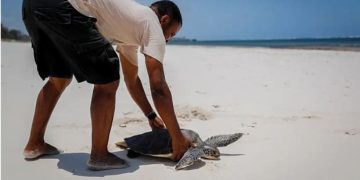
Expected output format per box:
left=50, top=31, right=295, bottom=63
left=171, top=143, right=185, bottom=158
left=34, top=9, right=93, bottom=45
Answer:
left=23, top=143, right=61, bottom=160
left=87, top=153, right=128, bottom=171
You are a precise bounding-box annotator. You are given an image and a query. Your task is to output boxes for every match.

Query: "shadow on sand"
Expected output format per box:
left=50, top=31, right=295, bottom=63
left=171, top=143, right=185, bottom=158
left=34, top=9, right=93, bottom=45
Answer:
left=43, top=150, right=206, bottom=177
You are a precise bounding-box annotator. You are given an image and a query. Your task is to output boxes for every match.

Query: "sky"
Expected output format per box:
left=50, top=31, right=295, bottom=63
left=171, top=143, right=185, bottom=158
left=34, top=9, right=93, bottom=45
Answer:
left=2, top=0, right=360, bottom=40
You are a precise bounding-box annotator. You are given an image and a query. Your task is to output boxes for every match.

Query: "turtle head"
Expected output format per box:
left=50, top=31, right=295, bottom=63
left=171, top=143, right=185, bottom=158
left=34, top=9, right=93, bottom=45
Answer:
left=201, top=145, right=220, bottom=160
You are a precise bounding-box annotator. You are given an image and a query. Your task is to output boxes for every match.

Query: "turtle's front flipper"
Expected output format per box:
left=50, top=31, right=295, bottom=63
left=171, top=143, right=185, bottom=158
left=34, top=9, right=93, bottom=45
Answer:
left=115, top=141, right=129, bottom=149
left=175, top=147, right=204, bottom=170
left=204, top=133, right=243, bottom=147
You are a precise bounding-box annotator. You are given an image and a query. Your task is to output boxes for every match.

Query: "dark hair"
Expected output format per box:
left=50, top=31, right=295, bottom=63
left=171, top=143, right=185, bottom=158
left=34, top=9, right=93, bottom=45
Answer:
left=151, top=0, right=182, bottom=25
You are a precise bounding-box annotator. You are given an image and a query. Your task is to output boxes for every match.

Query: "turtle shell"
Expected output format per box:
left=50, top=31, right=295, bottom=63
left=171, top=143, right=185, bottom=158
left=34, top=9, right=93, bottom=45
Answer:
left=124, top=129, right=173, bottom=155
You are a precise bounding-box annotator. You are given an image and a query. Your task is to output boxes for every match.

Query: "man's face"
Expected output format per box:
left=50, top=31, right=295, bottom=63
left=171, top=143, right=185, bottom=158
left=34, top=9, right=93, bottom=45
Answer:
left=160, top=16, right=181, bottom=42
left=163, top=22, right=181, bottom=42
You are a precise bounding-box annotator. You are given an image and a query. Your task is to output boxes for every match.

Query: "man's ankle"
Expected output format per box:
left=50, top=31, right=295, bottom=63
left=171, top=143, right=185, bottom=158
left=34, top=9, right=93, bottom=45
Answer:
left=24, top=141, right=46, bottom=151
left=90, top=151, right=111, bottom=160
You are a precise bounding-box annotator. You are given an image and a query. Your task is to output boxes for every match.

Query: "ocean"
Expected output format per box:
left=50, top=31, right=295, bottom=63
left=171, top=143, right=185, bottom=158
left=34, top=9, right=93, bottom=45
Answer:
left=168, top=37, right=360, bottom=49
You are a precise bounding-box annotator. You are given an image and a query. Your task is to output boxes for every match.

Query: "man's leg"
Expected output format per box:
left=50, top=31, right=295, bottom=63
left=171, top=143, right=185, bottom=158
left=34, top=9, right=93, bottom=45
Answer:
left=24, top=77, right=72, bottom=159
left=87, top=80, right=127, bottom=170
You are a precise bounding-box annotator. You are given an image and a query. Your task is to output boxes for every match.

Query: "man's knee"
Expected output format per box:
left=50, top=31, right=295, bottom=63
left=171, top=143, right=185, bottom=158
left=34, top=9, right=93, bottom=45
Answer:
left=93, top=80, right=119, bottom=96
left=48, top=77, right=72, bottom=92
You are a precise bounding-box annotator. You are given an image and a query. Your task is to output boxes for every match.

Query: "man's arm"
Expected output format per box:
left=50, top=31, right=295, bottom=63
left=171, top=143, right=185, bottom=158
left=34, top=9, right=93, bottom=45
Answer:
left=145, top=54, right=191, bottom=161
left=119, top=52, right=165, bottom=129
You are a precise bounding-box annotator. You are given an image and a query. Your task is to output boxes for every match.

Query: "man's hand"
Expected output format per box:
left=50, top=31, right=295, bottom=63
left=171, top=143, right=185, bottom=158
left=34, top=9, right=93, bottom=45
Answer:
left=171, top=137, right=193, bottom=161
left=149, top=116, right=166, bottom=130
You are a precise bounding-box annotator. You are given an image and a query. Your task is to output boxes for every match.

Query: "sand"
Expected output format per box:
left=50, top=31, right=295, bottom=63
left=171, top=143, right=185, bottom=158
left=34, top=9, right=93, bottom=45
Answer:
left=1, top=42, right=360, bottom=180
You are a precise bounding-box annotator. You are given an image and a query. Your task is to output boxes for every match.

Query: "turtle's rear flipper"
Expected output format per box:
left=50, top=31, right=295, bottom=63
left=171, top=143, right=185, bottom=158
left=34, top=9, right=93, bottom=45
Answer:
left=175, top=147, right=204, bottom=170
left=127, top=150, right=141, bottom=158
left=115, top=141, right=129, bottom=149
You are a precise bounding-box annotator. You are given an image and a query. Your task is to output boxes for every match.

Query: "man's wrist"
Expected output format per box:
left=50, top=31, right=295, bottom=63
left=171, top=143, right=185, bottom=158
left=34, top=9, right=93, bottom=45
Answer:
left=172, top=133, right=187, bottom=144
left=146, top=111, right=157, bottom=121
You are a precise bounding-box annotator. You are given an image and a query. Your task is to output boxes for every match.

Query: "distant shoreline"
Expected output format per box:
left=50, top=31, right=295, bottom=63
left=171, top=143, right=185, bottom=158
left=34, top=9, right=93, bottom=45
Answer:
left=168, top=44, right=360, bottom=52
left=168, top=37, right=360, bottom=51
left=283, top=46, right=360, bottom=52
left=2, top=40, right=360, bottom=52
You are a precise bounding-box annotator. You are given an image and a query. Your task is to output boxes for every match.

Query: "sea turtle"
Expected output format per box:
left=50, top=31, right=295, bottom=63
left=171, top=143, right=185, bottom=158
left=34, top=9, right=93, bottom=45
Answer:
left=115, top=129, right=242, bottom=170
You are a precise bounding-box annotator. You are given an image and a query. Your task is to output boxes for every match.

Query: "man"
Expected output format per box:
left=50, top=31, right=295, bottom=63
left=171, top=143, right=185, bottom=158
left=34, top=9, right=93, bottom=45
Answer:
left=22, top=0, right=191, bottom=170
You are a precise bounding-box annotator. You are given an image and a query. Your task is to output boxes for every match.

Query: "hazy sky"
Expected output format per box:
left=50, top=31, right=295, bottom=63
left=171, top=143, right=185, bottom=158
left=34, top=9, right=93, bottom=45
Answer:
left=2, top=0, right=360, bottom=40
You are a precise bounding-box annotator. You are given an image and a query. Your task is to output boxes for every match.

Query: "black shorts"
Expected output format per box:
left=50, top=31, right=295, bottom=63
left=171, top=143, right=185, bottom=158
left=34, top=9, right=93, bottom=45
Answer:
left=22, top=0, right=120, bottom=84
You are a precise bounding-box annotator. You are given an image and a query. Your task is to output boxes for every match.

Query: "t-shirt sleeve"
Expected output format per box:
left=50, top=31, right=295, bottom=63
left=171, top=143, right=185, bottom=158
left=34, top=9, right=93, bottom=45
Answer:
left=116, top=44, right=139, bottom=66
left=140, top=20, right=166, bottom=63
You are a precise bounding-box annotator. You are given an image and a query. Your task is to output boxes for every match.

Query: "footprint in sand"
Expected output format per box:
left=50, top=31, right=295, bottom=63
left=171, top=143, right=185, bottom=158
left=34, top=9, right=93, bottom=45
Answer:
left=118, top=117, right=145, bottom=127
left=118, top=106, right=212, bottom=126
left=195, top=90, right=207, bottom=95
left=212, top=105, right=220, bottom=109
left=344, top=129, right=360, bottom=136
left=241, top=122, right=257, bottom=128
left=123, top=111, right=134, bottom=115
left=302, top=115, right=320, bottom=119
left=175, top=105, right=211, bottom=121
left=283, top=115, right=320, bottom=122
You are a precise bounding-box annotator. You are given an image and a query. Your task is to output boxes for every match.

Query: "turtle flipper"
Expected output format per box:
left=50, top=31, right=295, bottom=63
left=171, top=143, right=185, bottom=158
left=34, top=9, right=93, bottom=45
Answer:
left=175, top=147, right=204, bottom=170
left=204, top=133, right=243, bottom=147
left=115, top=141, right=129, bottom=149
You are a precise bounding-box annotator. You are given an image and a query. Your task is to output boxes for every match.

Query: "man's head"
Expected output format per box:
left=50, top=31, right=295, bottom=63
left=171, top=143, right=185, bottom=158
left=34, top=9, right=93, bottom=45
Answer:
left=150, top=0, right=182, bottom=42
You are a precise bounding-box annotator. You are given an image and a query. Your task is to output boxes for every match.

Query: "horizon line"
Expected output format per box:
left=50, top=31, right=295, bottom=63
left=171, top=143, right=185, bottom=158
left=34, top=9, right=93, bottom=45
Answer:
left=177, top=36, right=360, bottom=42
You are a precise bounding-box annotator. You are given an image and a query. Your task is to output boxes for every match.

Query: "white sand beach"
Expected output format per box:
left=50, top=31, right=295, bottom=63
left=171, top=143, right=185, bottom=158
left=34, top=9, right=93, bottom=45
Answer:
left=2, top=42, right=360, bottom=180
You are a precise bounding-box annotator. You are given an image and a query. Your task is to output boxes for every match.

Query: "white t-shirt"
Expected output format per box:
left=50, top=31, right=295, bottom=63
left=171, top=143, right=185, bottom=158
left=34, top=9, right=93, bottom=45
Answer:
left=68, top=0, right=166, bottom=66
